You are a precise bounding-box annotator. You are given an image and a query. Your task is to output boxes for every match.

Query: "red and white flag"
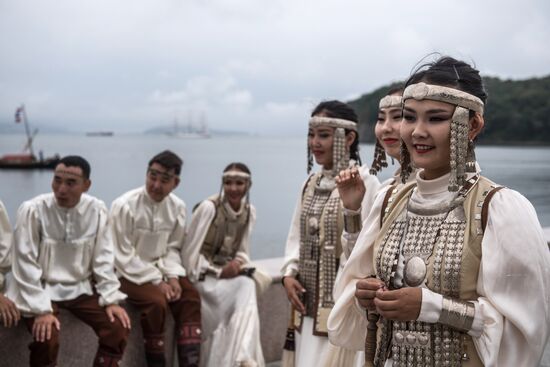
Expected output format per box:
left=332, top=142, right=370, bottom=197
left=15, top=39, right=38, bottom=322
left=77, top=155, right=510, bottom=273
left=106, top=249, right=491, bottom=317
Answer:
left=15, top=106, right=24, bottom=123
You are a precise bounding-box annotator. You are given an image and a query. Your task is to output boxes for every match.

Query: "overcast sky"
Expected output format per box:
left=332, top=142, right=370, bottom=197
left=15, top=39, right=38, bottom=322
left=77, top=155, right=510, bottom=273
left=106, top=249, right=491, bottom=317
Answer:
left=1, top=0, right=549, bottom=135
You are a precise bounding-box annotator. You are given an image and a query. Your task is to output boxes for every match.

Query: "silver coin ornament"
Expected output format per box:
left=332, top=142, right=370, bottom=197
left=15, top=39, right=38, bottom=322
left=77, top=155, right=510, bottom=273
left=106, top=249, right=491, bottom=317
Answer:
left=404, top=256, right=427, bottom=287
left=308, top=217, right=319, bottom=235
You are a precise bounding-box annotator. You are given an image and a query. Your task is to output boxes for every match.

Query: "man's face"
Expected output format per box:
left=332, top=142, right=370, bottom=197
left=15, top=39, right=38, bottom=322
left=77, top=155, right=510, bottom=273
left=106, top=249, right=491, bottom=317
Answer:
left=51, top=164, right=91, bottom=208
left=145, top=162, right=180, bottom=202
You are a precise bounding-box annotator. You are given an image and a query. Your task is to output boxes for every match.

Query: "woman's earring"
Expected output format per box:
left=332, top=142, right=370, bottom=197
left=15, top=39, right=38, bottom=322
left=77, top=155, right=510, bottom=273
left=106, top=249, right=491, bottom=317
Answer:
left=465, top=139, right=477, bottom=172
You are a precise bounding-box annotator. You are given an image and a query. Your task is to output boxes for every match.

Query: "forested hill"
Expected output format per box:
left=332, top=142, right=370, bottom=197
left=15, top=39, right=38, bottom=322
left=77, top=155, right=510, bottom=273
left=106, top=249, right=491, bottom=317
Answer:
left=348, top=75, right=550, bottom=145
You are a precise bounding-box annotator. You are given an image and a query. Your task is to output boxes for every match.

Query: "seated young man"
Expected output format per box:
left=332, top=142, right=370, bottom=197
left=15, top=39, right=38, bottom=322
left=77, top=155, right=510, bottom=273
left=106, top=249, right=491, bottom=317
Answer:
left=110, top=150, right=201, bottom=367
left=0, top=199, right=19, bottom=328
left=7, top=155, right=130, bottom=367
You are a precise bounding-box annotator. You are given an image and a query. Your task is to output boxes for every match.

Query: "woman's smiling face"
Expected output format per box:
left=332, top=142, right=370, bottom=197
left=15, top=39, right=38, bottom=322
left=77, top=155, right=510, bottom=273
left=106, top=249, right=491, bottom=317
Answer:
left=375, top=101, right=402, bottom=160
left=400, top=98, right=456, bottom=180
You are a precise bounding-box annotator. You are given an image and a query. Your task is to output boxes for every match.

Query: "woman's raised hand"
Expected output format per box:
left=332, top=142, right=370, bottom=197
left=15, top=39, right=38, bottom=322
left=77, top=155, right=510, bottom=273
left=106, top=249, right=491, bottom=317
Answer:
left=336, top=166, right=365, bottom=211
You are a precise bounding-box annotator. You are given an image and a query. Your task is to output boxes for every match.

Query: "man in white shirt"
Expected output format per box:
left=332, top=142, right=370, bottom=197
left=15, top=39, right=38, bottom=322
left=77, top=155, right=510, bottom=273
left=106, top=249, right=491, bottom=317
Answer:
left=110, top=150, right=201, bottom=367
left=7, top=155, right=130, bottom=367
left=0, top=199, right=20, bottom=328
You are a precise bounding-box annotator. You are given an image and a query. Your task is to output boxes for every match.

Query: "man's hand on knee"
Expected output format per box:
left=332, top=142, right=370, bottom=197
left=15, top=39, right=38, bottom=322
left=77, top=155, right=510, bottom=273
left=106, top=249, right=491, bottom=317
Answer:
left=0, top=294, right=20, bottom=328
left=32, top=313, right=60, bottom=342
left=167, top=278, right=182, bottom=301
left=158, top=281, right=175, bottom=301
left=105, top=304, right=131, bottom=329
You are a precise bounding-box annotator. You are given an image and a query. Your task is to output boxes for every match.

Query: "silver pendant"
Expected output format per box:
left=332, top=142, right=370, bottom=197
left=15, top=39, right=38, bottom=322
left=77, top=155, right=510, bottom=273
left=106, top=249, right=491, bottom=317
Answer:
left=404, top=256, right=427, bottom=287
left=308, top=217, right=319, bottom=235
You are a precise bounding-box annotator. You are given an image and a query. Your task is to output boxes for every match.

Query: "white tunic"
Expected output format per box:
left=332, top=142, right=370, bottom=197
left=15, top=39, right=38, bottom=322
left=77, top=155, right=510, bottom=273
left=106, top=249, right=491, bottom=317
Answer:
left=280, top=165, right=380, bottom=367
left=185, top=199, right=265, bottom=367
left=7, top=193, right=126, bottom=315
left=0, top=200, right=12, bottom=292
left=328, top=170, right=550, bottom=367
left=110, top=187, right=188, bottom=285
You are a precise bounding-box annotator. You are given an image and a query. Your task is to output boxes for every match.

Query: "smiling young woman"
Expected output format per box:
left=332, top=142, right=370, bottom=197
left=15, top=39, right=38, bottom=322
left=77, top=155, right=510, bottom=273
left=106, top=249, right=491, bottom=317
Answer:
left=184, top=162, right=266, bottom=367
left=328, top=56, right=550, bottom=367
left=281, top=100, right=381, bottom=367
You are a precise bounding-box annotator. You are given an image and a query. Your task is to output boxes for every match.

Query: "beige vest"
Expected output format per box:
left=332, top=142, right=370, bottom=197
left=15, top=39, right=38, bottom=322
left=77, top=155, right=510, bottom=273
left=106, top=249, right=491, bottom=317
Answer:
left=372, top=175, right=501, bottom=367
left=200, top=195, right=250, bottom=266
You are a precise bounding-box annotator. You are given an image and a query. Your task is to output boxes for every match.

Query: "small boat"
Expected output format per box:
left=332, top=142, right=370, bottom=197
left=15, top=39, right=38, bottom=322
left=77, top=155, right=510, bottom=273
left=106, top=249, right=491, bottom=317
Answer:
left=0, top=105, right=61, bottom=170
left=0, top=153, right=60, bottom=169
left=86, top=131, right=114, bottom=137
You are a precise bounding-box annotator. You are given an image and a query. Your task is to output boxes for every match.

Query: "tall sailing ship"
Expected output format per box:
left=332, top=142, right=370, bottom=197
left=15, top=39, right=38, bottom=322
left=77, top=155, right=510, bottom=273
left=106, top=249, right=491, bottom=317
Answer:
left=166, top=111, right=211, bottom=139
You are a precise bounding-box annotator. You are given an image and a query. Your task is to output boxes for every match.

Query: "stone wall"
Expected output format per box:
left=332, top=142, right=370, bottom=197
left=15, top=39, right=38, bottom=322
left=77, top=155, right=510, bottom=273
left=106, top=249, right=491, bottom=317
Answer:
left=0, top=257, right=289, bottom=366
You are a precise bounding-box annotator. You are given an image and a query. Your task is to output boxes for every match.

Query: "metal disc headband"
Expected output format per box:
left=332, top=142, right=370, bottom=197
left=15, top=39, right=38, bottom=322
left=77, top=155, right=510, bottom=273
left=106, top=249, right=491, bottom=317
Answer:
left=222, top=171, right=251, bottom=179
left=309, top=116, right=357, bottom=131
left=379, top=95, right=403, bottom=109
left=403, top=82, right=484, bottom=115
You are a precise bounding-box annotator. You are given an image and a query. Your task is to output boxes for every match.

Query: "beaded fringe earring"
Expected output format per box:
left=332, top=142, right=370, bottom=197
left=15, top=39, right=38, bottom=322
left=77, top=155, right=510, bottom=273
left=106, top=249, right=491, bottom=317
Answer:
left=369, top=140, right=388, bottom=175
left=449, top=107, right=470, bottom=191
left=307, top=144, right=314, bottom=174
left=399, top=140, right=413, bottom=184
left=465, top=139, right=477, bottom=172
left=332, top=127, right=349, bottom=176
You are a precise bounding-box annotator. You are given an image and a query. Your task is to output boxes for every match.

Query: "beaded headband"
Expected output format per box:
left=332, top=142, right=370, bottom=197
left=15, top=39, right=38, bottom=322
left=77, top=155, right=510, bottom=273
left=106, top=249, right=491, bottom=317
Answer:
left=307, top=116, right=357, bottom=175
left=308, top=116, right=357, bottom=131
left=401, top=82, right=484, bottom=191
left=379, top=95, right=403, bottom=109
left=222, top=171, right=251, bottom=180
left=403, top=82, right=484, bottom=115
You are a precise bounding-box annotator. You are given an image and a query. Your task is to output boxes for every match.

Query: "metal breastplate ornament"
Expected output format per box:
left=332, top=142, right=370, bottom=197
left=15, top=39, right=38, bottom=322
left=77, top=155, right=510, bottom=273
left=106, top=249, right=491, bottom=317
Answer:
left=298, top=175, right=341, bottom=317
left=374, top=188, right=471, bottom=367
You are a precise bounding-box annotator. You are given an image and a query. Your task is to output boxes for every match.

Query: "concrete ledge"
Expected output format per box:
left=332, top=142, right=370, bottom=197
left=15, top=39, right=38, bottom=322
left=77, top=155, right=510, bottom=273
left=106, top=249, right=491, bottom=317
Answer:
left=0, top=257, right=289, bottom=366
left=0, top=303, right=176, bottom=367
left=255, top=257, right=289, bottom=363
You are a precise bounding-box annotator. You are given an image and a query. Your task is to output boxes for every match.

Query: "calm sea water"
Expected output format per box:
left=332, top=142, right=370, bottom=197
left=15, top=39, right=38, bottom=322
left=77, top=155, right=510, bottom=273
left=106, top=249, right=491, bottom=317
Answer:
left=1, top=134, right=549, bottom=260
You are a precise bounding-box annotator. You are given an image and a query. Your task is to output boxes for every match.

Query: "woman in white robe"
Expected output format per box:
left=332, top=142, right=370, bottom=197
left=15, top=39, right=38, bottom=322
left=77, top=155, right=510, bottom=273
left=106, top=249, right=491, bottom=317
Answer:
left=328, top=56, right=550, bottom=367
left=281, top=100, right=380, bottom=367
left=335, top=88, right=418, bottom=367
left=339, top=87, right=418, bottom=262
left=185, top=163, right=265, bottom=367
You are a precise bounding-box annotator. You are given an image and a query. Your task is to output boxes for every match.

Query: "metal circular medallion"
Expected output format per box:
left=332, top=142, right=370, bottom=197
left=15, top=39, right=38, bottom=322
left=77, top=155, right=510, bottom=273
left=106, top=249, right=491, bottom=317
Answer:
left=308, top=217, right=319, bottom=235
left=404, top=256, right=427, bottom=287
left=406, top=334, right=417, bottom=344
left=418, top=335, right=429, bottom=345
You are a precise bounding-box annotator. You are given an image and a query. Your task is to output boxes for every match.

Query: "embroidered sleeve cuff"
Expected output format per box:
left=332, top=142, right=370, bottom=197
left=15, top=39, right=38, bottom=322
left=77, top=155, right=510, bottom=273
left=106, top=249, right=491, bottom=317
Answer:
left=417, top=287, right=443, bottom=323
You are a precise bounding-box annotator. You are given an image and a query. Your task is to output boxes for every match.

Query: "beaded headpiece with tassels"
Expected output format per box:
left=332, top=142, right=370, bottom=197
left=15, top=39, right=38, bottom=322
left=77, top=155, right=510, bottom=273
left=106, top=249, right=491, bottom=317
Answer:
left=308, top=116, right=358, bottom=176
left=401, top=82, right=484, bottom=191
left=370, top=95, right=403, bottom=175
